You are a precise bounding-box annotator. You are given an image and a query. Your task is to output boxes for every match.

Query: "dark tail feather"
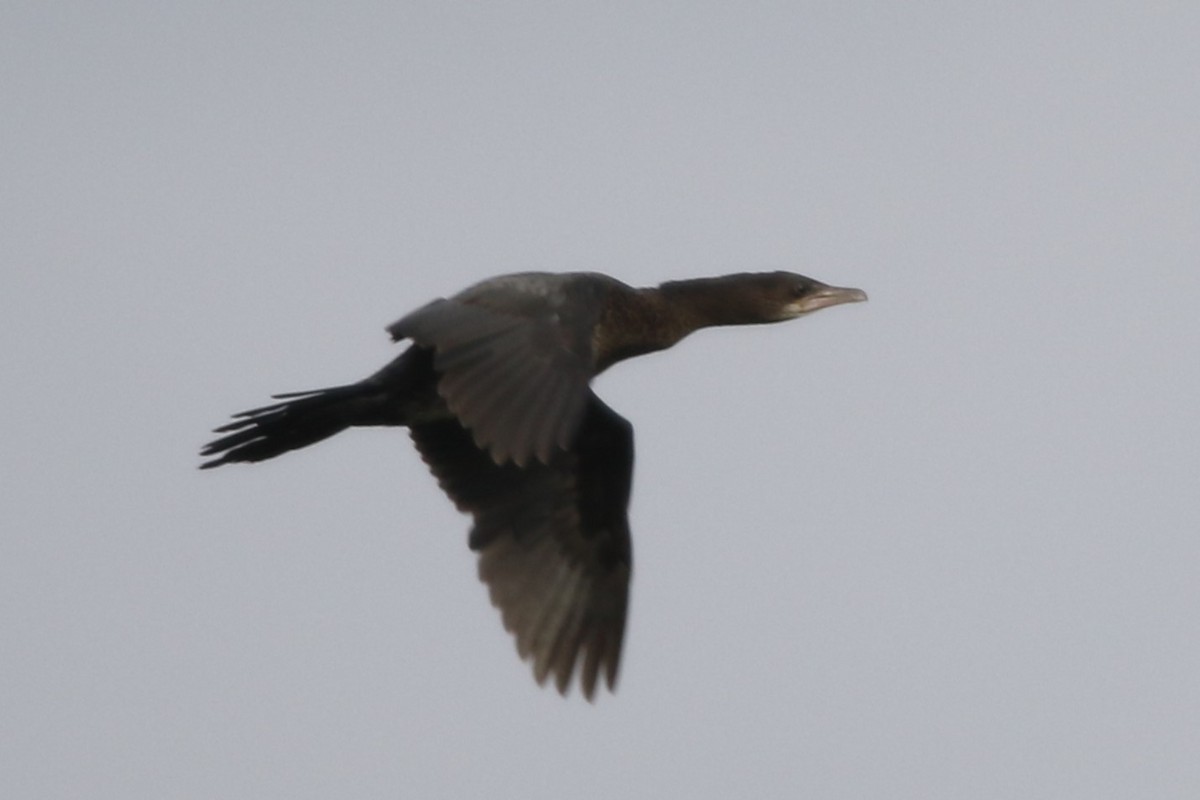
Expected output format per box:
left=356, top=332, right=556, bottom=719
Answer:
left=200, top=383, right=373, bottom=469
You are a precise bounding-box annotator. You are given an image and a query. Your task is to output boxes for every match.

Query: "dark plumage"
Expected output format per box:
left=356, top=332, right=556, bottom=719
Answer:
left=200, top=270, right=866, bottom=699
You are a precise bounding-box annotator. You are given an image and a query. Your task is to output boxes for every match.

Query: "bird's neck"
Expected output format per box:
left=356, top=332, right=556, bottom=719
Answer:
left=592, top=278, right=768, bottom=372
left=655, top=277, right=772, bottom=329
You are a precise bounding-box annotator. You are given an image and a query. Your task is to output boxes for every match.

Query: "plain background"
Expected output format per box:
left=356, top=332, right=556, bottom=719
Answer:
left=4, top=3, right=1199, bottom=798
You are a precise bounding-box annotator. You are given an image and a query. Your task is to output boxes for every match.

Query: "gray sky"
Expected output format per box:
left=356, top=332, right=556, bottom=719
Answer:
left=4, top=2, right=1199, bottom=798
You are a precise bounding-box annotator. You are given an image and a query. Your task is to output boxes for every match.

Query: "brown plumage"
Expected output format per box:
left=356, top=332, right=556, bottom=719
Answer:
left=200, top=270, right=866, bottom=699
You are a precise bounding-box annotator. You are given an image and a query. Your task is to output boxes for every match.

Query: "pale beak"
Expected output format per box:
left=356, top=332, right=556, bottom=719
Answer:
left=795, top=283, right=868, bottom=314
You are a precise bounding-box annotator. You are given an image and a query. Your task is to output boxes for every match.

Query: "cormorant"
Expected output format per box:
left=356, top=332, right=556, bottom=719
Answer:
left=200, top=271, right=866, bottom=699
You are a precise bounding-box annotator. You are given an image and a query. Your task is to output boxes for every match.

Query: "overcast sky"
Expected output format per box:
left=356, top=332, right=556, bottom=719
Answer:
left=4, top=2, right=1199, bottom=798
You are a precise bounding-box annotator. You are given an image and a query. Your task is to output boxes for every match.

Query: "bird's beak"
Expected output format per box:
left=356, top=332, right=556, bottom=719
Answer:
left=796, top=284, right=868, bottom=314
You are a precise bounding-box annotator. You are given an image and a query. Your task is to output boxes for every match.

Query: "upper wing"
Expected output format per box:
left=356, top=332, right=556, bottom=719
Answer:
left=409, top=394, right=634, bottom=700
left=388, top=299, right=591, bottom=467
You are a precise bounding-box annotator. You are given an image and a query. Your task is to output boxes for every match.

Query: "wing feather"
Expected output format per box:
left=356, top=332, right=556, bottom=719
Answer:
left=409, top=396, right=633, bottom=699
left=390, top=299, right=591, bottom=466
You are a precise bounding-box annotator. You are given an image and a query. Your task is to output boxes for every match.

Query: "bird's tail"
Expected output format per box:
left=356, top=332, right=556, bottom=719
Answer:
left=199, top=383, right=379, bottom=469
left=201, top=346, right=436, bottom=469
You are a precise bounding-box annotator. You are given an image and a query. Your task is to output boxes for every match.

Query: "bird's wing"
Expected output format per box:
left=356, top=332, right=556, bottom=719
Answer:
left=388, top=299, right=591, bottom=466
left=409, top=394, right=633, bottom=700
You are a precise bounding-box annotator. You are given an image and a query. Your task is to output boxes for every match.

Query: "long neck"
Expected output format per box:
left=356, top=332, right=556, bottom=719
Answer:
left=592, top=277, right=768, bottom=372
left=657, top=276, right=776, bottom=328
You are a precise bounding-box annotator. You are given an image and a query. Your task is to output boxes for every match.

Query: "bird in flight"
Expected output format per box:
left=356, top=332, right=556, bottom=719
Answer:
left=201, top=270, right=866, bottom=699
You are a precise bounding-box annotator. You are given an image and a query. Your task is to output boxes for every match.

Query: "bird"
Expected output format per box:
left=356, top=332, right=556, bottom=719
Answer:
left=200, top=270, right=866, bottom=699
